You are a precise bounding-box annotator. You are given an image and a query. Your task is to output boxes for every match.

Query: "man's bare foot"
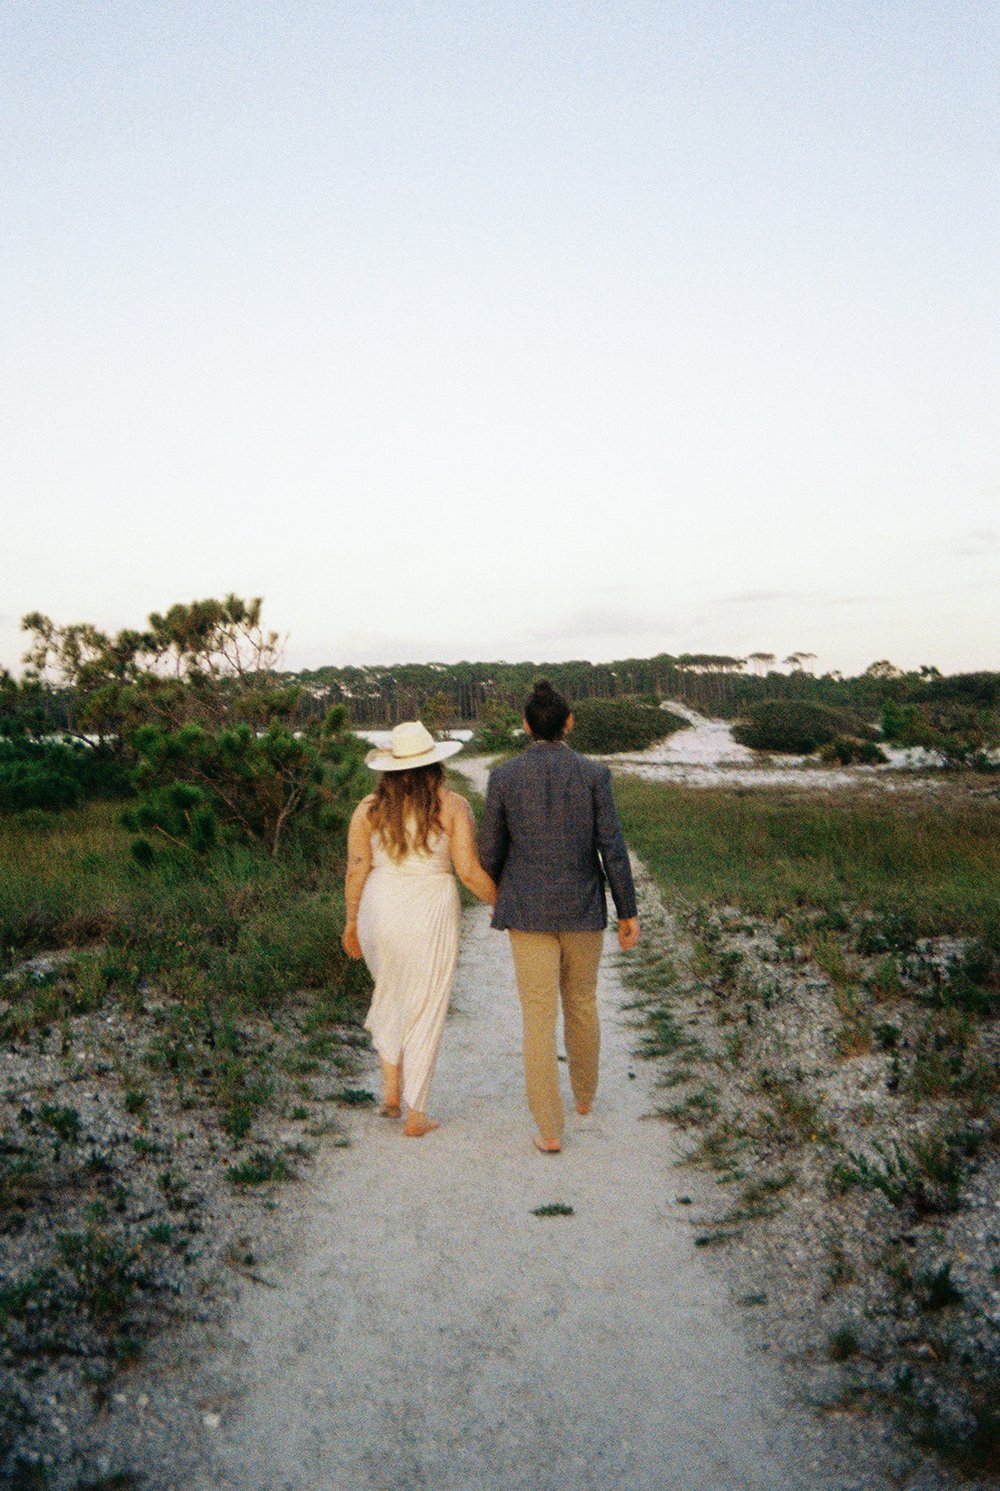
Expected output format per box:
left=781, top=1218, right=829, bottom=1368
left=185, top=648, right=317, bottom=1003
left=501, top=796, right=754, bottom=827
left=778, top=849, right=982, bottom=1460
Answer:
left=533, top=1136, right=562, bottom=1153
left=404, top=1114, right=439, bottom=1138
left=575, top=1103, right=592, bottom=1115
left=379, top=1102, right=402, bottom=1118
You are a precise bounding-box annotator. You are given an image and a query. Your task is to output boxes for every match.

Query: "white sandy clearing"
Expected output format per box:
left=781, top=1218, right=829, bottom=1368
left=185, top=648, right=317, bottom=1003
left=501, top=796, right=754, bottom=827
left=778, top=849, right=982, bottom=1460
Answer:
left=100, top=892, right=918, bottom=1491
left=599, top=703, right=948, bottom=792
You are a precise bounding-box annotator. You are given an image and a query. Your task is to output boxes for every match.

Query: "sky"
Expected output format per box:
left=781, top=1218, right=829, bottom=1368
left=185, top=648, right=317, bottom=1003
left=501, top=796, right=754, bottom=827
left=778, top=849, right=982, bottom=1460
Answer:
left=2, top=1, right=997, bottom=679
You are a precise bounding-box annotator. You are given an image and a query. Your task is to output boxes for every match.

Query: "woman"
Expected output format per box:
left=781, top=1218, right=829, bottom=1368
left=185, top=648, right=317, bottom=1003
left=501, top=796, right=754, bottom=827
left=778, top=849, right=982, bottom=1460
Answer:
left=342, top=720, right=496, bottom=1137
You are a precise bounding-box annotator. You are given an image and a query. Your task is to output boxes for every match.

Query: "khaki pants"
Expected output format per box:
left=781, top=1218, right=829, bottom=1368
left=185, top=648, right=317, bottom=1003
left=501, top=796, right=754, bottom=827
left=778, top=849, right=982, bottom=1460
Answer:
left=508, top=930, right=604, bottom=1142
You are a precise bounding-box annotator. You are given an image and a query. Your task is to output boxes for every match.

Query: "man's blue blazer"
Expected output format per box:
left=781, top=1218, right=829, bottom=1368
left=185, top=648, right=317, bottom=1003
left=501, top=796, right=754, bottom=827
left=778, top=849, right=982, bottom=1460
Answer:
left=477, top=741, right=638, bottom=933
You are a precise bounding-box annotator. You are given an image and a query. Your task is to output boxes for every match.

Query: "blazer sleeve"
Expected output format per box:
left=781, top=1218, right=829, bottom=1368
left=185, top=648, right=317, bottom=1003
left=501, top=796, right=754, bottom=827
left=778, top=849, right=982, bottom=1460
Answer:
left=477, top=771, right=509, bottom=884
left=593, top=765, right=638, bottom=919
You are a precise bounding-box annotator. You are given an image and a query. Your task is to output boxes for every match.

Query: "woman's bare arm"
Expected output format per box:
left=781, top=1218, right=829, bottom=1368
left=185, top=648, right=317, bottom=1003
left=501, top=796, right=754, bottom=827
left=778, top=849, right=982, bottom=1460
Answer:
left=342, top=796, right=374, bottom=958
left=444, top=792, right=497, bottom=905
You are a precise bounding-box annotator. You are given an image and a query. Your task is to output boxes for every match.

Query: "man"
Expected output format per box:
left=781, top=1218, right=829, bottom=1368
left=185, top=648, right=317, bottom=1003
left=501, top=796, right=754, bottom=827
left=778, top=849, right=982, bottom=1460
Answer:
left=478, top=680, right=640, bottom=1153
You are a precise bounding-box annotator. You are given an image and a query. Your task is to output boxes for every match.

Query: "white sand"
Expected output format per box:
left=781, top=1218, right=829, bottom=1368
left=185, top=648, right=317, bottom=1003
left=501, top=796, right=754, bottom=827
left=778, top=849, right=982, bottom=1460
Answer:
left=599, top=704, right=947, bottom=791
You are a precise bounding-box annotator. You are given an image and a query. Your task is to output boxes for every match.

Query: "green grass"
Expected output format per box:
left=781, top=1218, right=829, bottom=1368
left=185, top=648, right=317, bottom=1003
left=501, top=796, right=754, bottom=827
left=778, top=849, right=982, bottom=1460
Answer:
left=0, top=800, right=372, bottom=1101
left=613, top=777, right=1000, bottom=942
left=0, top=790, right=374, bottom=1467
left=616, top=774, right=999, bottom=1476
left=0, top=799, right=369, bottom=1002
left=827, top=1123, right=980, bottom=1215
left=0, top=801, right=135, bottom=959
left=828, top=1324, right=861, bottom=1361
left=226, top=1149, right=293, bottom=1186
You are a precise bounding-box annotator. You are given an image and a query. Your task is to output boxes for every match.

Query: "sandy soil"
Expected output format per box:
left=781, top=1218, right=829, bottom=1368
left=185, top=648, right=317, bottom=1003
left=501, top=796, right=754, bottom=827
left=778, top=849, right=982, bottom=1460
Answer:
left=94, top=889, right=927, bottom=1490
left=604, top=703, right=949, bottom=791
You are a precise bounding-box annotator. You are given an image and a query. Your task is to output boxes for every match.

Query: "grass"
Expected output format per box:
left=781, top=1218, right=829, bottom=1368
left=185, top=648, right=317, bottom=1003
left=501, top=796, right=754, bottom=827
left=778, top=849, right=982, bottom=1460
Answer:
left=0, top=799, right=372, bottom=1142
left=1, top=789, right=373, bottom=1469
left=0, top=800, right=368, bottom=1005
left=337, top=1087, right=377, bottom=1106
left=617, top=773, right=999, bottom=1474
left=226, top=1149, right=294, bottom=1186
left=831, top=1121, right=984, bottom=1215
left=613, top=776, right=1000, bottom=943
left=657, top=1086, right=721, bottom=1127
left=828, top=1325, right=861, bottom=1361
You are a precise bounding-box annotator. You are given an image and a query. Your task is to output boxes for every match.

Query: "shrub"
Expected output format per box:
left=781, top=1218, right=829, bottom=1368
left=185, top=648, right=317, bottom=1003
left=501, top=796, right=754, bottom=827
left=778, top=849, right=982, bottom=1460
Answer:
left=820, top=736, right=888, bottom=766
left=569, top=699, right=687, bottom=754
left=882, top=696, right=1000, bottom=767
left=0, top=740, right=128, bottom=814
left=126, top=706, right=367, bottom=859
left=733, top=700, right=873, bottom=755
left=473, top=700, right=523, bottom=754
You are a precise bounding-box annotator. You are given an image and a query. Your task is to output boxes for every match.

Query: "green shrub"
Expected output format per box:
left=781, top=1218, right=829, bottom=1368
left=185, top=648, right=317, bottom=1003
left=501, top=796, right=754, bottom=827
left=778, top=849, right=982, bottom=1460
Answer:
left=126, top=710, right=365, bottom=859
left=820, top=736, right=888, bottom=766
left=0, top=740, right=128, bottom=814
left=733, top=700, right=874, bottom=755
left=882, top=695, right=1000, bottom=767
left=55, top=1224, right=145, bottom=1326
left=473, top=700, right=524, bottom=754
left=569, top=699, right=687, bottom=754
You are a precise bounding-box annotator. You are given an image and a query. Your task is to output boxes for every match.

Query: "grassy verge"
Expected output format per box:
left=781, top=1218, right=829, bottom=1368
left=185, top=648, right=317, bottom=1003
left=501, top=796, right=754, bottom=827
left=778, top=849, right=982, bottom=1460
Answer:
left=613, top=776, right=1000, bottom=942
left=615, top=776, right=999, bottom=1475
left=1, top=798, right=373, bottom=1481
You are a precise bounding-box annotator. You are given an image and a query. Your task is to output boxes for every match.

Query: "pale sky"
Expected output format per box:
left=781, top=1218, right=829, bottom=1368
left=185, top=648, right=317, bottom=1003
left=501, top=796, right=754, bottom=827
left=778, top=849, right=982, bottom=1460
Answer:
left=3, top=1, right=997, bottom=679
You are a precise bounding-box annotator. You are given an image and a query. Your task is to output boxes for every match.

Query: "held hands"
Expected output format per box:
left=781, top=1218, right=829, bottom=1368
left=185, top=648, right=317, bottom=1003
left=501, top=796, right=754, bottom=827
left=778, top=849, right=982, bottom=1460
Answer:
left=617, top=917, right=640, bottom=952
left=342, top=922, right=363, bottom=960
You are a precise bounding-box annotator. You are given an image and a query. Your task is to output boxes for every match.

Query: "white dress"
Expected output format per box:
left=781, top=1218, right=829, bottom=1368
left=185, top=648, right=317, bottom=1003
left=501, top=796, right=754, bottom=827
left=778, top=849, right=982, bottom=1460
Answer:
left=358, top=825, right=461, bottom=1114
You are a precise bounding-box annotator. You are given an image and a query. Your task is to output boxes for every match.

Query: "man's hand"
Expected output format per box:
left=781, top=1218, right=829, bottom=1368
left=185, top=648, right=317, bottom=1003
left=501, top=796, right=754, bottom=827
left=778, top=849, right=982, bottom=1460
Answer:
left=617, top=917, right=640, bottom=951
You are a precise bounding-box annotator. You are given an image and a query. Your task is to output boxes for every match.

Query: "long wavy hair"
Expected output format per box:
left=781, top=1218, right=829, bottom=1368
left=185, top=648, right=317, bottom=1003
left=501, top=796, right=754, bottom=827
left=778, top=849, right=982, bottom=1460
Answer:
left=368, top=762, right=445, bottom=861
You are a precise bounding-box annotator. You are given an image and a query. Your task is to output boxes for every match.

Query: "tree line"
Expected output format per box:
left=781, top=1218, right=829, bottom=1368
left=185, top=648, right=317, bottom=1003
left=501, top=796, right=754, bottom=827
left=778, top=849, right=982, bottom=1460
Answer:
left=3, top=598, right=998, bottom=801
left=290, top=652, right=1000, bottom=734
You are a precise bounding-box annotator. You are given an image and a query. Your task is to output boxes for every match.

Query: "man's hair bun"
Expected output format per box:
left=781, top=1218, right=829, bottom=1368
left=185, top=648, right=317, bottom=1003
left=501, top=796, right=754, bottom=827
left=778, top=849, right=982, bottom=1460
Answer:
left=524, top=679, right=571, bottom=741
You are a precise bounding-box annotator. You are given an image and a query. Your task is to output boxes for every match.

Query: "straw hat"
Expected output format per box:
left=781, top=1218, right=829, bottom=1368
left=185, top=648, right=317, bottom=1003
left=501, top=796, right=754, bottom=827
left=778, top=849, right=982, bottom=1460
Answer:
left=364, top=720, right=463, bottom=772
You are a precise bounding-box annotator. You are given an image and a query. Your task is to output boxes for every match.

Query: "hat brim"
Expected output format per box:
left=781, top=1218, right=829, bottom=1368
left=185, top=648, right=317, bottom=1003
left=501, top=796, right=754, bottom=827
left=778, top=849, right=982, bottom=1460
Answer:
left=364, top=738, right=464, bottom=772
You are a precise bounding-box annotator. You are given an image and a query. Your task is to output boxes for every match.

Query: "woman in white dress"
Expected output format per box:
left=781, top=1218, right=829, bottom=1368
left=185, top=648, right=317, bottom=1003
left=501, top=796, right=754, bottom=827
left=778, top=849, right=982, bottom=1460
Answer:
left=342, top=721, right=496, bottom=1137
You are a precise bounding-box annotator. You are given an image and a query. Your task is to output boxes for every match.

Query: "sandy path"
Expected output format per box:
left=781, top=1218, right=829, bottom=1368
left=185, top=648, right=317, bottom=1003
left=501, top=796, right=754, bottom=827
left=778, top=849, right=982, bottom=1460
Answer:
left=116, top=893, right=906, bottom=1491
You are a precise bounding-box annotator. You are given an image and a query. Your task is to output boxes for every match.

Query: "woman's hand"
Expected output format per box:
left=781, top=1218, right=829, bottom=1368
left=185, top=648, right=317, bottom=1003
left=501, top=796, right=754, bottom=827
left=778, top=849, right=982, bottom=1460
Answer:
left=342, top=922, right=363, bottom=959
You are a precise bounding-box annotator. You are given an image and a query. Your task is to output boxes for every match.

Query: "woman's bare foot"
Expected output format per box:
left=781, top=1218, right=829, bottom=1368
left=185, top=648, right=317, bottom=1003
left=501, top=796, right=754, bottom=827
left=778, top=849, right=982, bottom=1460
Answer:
left=404, top=1113, right=439, bottom=1138
left=533, top=1136, right=562, bottom=1153
left=575, top=1103, right=591, bottom=1115
left=379, top=1102, right=402, bottom=1118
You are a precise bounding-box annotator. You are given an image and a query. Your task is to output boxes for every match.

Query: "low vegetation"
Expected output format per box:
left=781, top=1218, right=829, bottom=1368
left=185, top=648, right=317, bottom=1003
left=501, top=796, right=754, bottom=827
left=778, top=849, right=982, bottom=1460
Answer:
left=616, top=775, right=999, bottom=1475
left=731, top=699, right=878, bottom=755
left=567, top=698, right=687, bottom=754
left=614, top=776, right=1000, bottom=940
left=1, top=597, right=374, bottom=1482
